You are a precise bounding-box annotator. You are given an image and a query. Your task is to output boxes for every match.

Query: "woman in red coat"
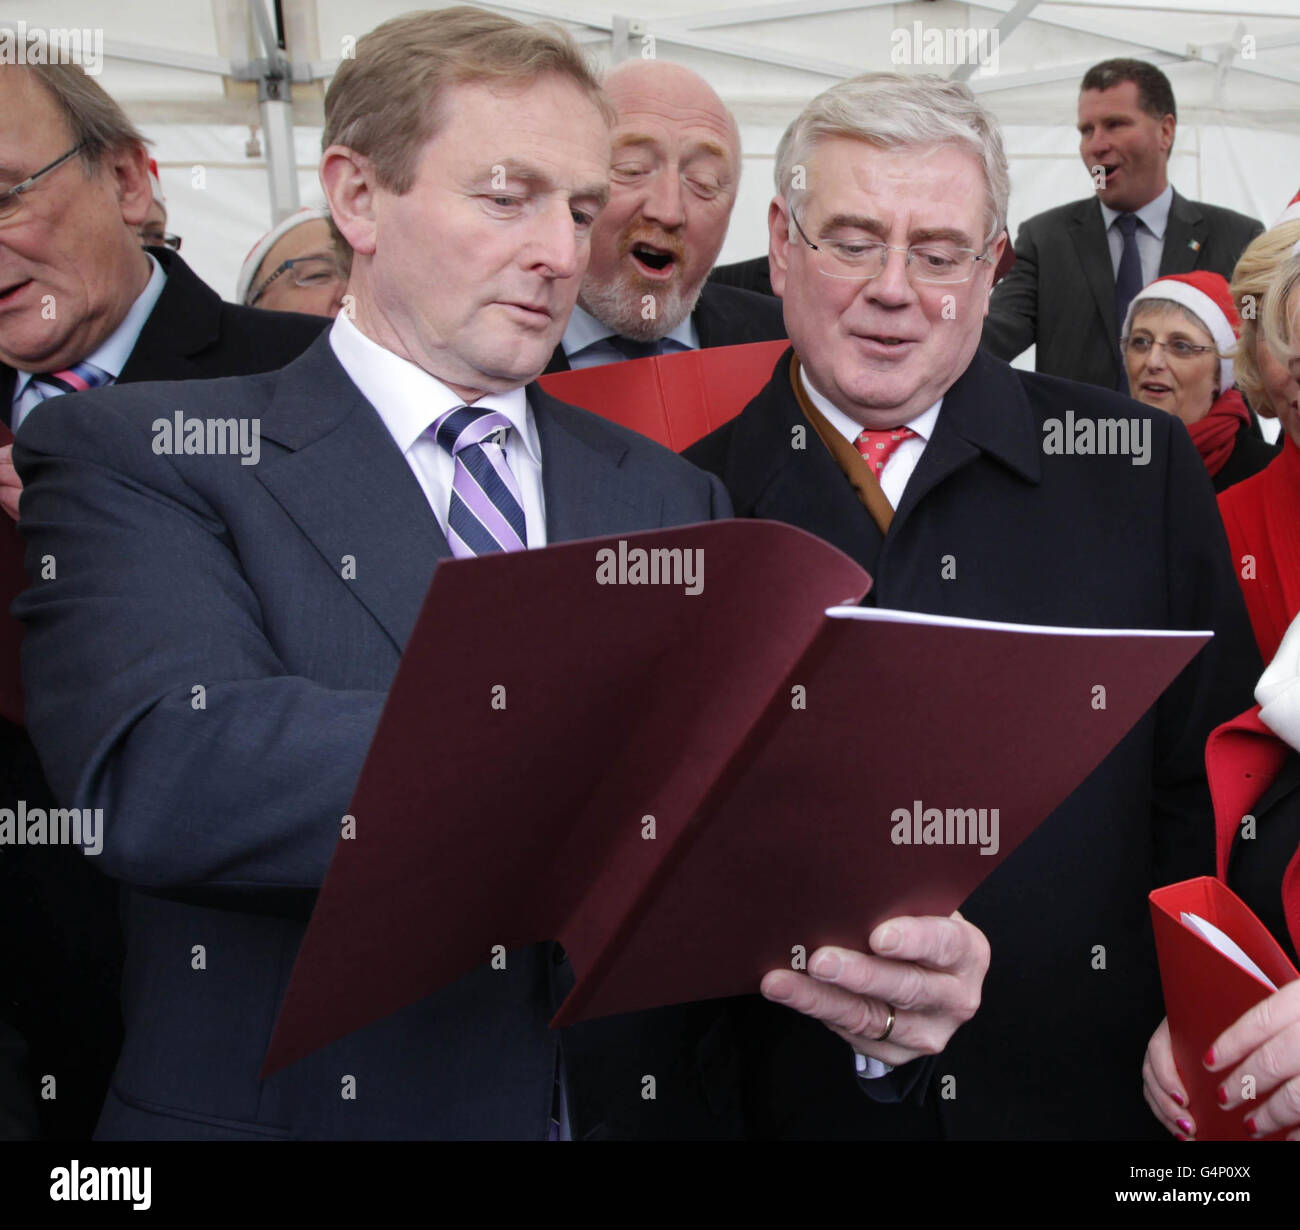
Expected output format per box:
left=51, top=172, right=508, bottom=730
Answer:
left=1143, top=249, right=1300, bottom=1140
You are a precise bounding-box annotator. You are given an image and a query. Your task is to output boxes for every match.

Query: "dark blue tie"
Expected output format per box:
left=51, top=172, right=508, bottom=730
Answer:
left=606, top=335, right=662, bottom=362
left=1114, top=214, right=1143, bottom=392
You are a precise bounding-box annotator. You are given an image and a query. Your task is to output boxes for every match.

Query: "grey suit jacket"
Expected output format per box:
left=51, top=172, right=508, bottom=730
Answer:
left=12, top=332, right=741, bottom=1140
left=982, top=188, right=1263, bottom=390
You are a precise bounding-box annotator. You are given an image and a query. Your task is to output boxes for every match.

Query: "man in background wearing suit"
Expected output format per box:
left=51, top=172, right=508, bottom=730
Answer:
left=687, top=71, right=1258, bottom=1139
left=14, top=9, right=988, bottom=1140
left=982, top=58, right=1262, bottom=391
left=544, top=58, right=783, bottom=373
left=0, top=62, right=324, bottom=1138
left=709, top=252, right=775, bottom=299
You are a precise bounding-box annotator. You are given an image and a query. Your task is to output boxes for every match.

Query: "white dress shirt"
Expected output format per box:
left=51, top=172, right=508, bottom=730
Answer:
left=328, top=312, right=547, bottom=547
left=560, top=302, right=700, bottom=370
left=1099, top=183, right=1173, bottom=291
left=12, top=252, right=166, bottom=429
left=799, top=366, right=941, bottom=508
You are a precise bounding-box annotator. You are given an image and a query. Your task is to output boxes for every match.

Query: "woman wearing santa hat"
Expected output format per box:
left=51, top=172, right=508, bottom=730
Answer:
left=236, top=206, right=345, bottom=319
left=1122, top=270, right=1277, bottom=493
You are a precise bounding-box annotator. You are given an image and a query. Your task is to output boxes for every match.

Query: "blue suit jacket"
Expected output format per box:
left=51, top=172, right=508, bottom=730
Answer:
left=13, top=333, right=741, bottom=1140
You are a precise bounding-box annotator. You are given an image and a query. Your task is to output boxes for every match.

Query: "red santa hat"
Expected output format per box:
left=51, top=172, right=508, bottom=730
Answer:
left=1121, top=271, right=1239, bottom=392
left=1275, top=187, right=1300, bottom=229
left=146, top=157, right=165, bottom=205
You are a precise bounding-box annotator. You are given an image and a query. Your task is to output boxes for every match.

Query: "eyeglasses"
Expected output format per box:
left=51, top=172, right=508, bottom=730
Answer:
left=790, top=206, right=992, bottom=285
left=140, top=230, right=182, bottom=251
left=249, top=255, right=341, bottom=305
left=1123, top=336, right=1217, bottom=360
left=0, top=144, right=85, bottom=222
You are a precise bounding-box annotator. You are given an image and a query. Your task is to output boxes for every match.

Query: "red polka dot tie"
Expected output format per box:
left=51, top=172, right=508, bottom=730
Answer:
left=854, top=426, right=918, bottom=479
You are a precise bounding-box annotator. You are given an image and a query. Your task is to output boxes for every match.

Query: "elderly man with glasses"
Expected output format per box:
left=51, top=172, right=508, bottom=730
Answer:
left=0, top=61, right=326, bottom=1141
left=686, top=72, right=1261, bottom=1141
left=0, top=65, right=327, bottom=517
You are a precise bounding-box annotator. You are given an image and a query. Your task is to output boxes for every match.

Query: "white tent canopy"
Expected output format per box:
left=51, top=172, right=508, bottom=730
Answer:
left=6, top=0, right=1300, bottom=305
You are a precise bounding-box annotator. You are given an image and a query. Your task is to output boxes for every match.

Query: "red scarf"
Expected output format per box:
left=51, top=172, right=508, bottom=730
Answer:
left=1188, top=388, right=1251, bottom=477
left=1219, top=433, right=1300, bottom=663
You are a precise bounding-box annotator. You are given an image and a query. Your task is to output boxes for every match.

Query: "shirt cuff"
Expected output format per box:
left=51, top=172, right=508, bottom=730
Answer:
left=854, top=1051, right=895, bottom=1080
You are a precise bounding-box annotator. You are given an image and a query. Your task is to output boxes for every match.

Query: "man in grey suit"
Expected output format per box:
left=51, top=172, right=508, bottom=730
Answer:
left=12, top=8, right=988, bottom=1140
left=983, top=58, right=1262, bottom=391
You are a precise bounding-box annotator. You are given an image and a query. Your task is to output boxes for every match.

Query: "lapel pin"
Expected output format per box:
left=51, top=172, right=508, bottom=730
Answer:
left=1189, top=239, right=1201, bottom=252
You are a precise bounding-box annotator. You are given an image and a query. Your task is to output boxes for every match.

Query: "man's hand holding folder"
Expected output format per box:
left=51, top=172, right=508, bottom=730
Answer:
left=762, top=912, right=990, bottom=1066
left=261, top=521, right=1209, bottom=1078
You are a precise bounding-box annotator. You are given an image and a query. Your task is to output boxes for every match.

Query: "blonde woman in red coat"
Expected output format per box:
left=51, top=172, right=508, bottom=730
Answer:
left=1143, top=250, right=1300, bottom=1140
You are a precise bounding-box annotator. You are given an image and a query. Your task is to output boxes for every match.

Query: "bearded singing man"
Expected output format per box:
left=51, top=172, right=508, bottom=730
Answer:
left=544, top=58, right=784, bottom=372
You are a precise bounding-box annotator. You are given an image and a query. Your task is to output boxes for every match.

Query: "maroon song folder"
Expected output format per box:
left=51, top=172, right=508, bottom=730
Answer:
left=535, top=339, right=787, bottom=451
left=1150, top=876, right=1300, bottom=1141
left=262, top=519, right=1209, bottom=1076
left=0, top=420, right=24, bottom=724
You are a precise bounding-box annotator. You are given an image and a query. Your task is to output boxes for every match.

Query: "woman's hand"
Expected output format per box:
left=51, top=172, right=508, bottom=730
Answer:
left=1207, top=980, right=1300, bottom=1139
left=1143, top=1017, right=1196, bottom=1139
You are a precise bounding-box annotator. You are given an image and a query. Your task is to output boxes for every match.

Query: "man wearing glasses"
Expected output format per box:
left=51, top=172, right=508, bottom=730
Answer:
left=686, top=72, right=1260, bottom=1140
left=0, top=62, right=325, bottom=1141
left=0, top=65, right=326, bottom=515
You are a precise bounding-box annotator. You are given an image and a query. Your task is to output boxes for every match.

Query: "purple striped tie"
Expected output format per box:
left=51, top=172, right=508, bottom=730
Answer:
left=29, top=360, right=115, bottom=400
left=432, top=406, right=528, bottom=558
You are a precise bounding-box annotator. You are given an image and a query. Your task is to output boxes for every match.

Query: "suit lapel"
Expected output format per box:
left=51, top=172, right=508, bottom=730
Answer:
left=892, top=349, right=1042, bottom=527
left=119, top=249, right=223, bottom=383
left=254, top=335, right=448, bottom=654
left=1159, top=190, right=1208, bottom=276
left=692, top=285, right=726, bottom=349
left=717, top=351, right=885, bottom=570
left=530, top=385, right=655, bottom=541
left=542, top=345, right=571, bottom=375
left=1067, top=199, right=1120, bottom=367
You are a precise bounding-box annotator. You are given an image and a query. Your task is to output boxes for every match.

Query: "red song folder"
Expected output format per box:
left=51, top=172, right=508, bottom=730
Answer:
left=0, top=420, right=24, bottom=724
left=262, top=519, right=1210, bottom=1076
left=1150, top=876, right=1300, bottom=1141
left=535, top=339, right=787, bottom=451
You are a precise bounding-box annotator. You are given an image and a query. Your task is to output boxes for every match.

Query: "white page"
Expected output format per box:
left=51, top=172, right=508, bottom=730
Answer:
left=826, top=605, right=1212, bottom=640
left=1181, top=912, right=1278, bottom=991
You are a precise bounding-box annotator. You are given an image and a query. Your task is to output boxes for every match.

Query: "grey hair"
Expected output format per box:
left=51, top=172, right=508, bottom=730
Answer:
left=1126, top=298, right=1214, bottom=341
left=1261, top=253, right=1300, bottom=365
left=774, top=72, right=1009, bottom=247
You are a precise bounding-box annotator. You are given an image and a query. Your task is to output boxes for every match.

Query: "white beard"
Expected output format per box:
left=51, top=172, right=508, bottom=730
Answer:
left=578, top=267, right=706, bottom=343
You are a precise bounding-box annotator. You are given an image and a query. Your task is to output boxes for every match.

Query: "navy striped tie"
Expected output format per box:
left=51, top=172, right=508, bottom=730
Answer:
left=432, top=406, right=528, bottom=558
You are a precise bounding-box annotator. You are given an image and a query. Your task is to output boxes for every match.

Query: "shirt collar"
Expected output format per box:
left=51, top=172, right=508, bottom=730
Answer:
left=13, top=251, right=165, bottom=399
left=1099, top=182, right=1174, bottom=240
left=798, top=364, right=942, bottom=445
left=561, top=301, right=699, bottom=360
left=328, top=311, right=539, bottom=465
